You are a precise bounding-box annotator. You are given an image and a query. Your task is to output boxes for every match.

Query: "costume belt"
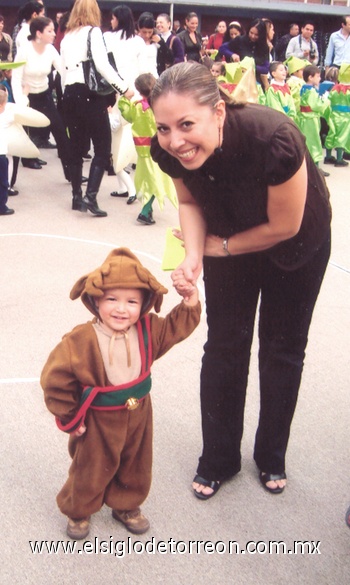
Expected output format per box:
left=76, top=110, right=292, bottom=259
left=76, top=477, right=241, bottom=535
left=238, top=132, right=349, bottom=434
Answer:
left=331, top=105, right=350, bottom=112
left=133, top=137, right=152, bottom=146
left=56, top=373, right=152, bottom=433
left=300, top=105, right=313, bottom=113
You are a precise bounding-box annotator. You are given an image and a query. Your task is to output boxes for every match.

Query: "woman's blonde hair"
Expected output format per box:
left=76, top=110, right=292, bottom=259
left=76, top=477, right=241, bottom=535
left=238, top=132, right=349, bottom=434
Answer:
left=151, top=62, right=235, bottom=109
left=66, top=0, right=101, bottom=32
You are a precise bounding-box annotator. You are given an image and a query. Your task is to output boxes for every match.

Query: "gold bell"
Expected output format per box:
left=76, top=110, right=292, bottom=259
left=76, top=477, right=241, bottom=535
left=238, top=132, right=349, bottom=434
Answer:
left=125, top=397, right=139, bottom=411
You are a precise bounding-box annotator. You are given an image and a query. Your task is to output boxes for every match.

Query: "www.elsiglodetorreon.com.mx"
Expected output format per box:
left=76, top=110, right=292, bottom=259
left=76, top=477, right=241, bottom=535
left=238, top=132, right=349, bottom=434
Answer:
left=29, top=537, right=321, bottom=557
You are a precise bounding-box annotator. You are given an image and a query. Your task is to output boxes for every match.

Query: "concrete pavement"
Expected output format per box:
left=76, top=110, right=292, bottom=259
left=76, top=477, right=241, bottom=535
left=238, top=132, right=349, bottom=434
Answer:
left=0, top=147, right=349, bottom=585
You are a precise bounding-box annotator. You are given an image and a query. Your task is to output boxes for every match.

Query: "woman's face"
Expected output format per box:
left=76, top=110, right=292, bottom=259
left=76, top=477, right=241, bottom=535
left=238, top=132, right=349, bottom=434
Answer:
left=139, top=27, right=154, bottom=43
left=156, top=16, right=170, bottom=33
left=37, top=23, right=56, bottom=45
left=267, top=23, right=275, bottom=41
left=0, top=20, right=4, bottom=34
left=229, top=26, right=241, bottom=39
left=217, top=21, right=227, bottom=34
left=186, top=17, right=198, bottom=33
left=153, top=92, right=226, bottom=170
left=248, top=26, right=259, bottom=43
left=111, top=15, right=118, bottom=30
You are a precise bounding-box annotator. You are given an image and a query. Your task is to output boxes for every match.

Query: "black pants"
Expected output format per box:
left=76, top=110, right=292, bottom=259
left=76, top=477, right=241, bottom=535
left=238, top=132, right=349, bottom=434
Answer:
left=62, top=83, right=111, bottom=168
left=197, top=233, right=331, bottom=481
left=27, top=89, right=71, bottom=164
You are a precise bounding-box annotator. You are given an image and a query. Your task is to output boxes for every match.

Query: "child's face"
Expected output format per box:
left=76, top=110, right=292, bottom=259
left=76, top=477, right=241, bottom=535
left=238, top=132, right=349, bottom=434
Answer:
left=309, top=72, right=321, bottom=87
left=95, top=288, right=143, bottom=333
left=272, top=64, right=287, bottom=82
left=293, top=69, right=304, bottom=78
left=211, top=64, right=221, bottom=77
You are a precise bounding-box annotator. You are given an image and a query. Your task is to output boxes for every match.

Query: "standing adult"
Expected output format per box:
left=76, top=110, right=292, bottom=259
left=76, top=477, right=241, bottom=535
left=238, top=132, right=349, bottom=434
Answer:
left=324, top=16, right=350, bottom=70
left=275, top=23, right=300, bottom=62
left=0, top=15, right=13, bottom=62
left=218, top=19, right=270, bottom=87
left=12, top=17, right=72, bottom=182
left=137, top=12, right=158, bottom=79
left=14, top=1, right=45, bottom=55
left=222, top=21, right=243, bottom=43
left=173, top=20, right=185, bottom=35
left=155, top=13, right=184, bottom=75
left=103, top=4, right=147, bottom=95
left=286, top=22, right=319, bottom=65
left=177, top=12, right=203, bottom=63
left=60, top=0, right=132, bottom=216
left=150, top=61, right=331, bottom=499
left=206, top=20, right=227, bottom=56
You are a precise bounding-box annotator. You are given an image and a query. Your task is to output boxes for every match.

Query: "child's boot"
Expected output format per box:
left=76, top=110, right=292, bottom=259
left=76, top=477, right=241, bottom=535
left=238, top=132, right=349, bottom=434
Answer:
left=334, top=148, right=349, bottom=167
left=137, top=196, right=155, bottom=225
left=112, top=508, right=150, bottom=534
left=66, top=516, right=90, bottom=540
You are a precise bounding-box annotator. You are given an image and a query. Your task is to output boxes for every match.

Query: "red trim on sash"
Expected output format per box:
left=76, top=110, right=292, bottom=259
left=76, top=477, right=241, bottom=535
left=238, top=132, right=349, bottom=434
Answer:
left=133, top=137, right=152, bottom=146
left=300, top=105, right=313, bottom=113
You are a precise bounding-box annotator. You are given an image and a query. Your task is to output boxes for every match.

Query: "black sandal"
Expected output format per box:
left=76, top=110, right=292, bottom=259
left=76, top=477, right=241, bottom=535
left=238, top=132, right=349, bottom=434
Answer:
left=259, top=472, right=287, bottom=495
left=193, top=474, right=221, bottom=500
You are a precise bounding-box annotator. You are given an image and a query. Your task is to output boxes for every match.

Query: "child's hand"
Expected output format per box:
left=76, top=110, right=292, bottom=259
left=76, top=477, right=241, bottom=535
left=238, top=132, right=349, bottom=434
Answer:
left=172, top=268, right=199, bottom=305
left=74, top=424, right=86, bottom=437
left=124, top=89, right=134, bottom=100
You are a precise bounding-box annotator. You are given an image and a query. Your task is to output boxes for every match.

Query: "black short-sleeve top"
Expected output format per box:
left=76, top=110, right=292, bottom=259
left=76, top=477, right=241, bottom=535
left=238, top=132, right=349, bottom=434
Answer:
left=151, top=103, right=331, bottom=269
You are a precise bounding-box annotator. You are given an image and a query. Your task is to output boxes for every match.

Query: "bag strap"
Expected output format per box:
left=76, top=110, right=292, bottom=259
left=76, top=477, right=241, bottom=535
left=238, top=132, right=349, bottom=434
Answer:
left=86, top=26, right=93, bottom=59
left=169, top=35, right=175, bottom=51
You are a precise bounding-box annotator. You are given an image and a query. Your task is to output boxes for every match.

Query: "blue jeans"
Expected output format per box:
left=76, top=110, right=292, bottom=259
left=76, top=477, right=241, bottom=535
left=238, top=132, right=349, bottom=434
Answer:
left=197, top=232, right=331, bottom=480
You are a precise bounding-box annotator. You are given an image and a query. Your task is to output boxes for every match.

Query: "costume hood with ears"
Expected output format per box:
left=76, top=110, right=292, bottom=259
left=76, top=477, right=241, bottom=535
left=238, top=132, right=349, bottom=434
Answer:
left=70, top=247, right=168, bottom=318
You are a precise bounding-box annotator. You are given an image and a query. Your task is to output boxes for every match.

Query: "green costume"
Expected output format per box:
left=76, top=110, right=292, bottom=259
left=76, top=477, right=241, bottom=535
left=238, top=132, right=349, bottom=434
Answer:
left=298, top=84, right=329, bottom=164
left=324, top=83, right=350, bottom=152
left=118, top=97, right=177, bottom=210
left=265, top=83, right=297, bottom=121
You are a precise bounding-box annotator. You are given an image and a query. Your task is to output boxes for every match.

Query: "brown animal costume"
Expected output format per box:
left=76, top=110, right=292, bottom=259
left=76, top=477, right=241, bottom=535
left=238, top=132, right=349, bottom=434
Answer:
left=41, top=248, right=201, bottom=520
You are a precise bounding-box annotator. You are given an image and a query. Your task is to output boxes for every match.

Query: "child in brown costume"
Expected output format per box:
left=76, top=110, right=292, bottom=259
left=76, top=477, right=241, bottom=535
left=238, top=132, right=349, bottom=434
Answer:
left=41, top=247, right=200, bottom=540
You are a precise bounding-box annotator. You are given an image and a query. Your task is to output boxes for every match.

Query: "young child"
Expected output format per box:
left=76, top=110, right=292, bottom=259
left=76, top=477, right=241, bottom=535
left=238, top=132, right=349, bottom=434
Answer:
left=265, top=61, right=297, bottom=121
left=298, top=64, right=329, bottom=168
left=108, top=104, right=137, bottom=204
left=41, top=247, right=201, bottom=540
left=118, top=73, right=178, bottom=225
left=324, top=63, right=350, bottom=167
left=210, top=61, right=226, bottom=80
left=285, top=56, right=307, bottom=114
left=0, top=88, right=14, bottom=215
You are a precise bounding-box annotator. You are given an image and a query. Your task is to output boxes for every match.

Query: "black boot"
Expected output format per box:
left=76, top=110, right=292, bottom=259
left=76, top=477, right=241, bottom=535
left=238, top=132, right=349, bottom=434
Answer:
left=82, top=164, right=107, bottom=217
left=62, top=161, right=72, bottom=182
left=70, top=164, right=87, bottom=212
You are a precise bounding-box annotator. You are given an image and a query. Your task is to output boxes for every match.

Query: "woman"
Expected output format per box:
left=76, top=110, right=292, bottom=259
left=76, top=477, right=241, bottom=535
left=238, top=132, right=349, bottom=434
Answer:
left=155, top=13, right=185, bottom=75
left=206, top=20, right=227, bottom=55
left=223, top=21, right=243, bottom=42
left=150, top=62, right=331, bottom=499
left=177, top=12, right=203, bottom=63
left=12, top=16, right=72, bottom=179
left=60, top=0, right=132, bottom=216
left=137, top=12, right=158, bottom=79
left=0, top=15, right=13, bottom=62
left=103, top=5, right=147, bottom=95
left=219, top=18, right=270, bottom=87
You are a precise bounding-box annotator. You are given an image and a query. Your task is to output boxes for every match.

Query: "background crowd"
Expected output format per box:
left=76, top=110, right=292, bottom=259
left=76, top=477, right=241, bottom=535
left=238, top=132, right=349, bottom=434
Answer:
left=0, top=2, right=349, bottom=218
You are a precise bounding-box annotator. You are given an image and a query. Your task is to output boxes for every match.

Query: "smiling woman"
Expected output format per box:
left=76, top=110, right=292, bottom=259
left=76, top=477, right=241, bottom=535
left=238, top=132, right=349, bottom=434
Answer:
left=150, top=61, right=331, bottom=500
